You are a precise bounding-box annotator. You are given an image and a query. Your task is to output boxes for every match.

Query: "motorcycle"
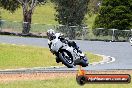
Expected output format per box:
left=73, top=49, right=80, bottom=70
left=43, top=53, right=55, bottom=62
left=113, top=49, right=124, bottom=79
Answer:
left=49, top=33, right=88, bottom=68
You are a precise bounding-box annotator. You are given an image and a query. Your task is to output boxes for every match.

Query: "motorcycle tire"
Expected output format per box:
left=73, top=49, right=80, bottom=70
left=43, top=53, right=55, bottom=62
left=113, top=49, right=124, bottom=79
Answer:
left=80, top=56, right=88, bottom=67
left=59, top=50, right=74, bottom=68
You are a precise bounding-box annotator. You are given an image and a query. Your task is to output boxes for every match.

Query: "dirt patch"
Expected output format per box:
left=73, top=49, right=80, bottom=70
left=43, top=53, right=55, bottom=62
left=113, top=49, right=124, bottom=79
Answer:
left=0, top=72, right=76, bottom=83
left=0, top=70, right=131, bottom=82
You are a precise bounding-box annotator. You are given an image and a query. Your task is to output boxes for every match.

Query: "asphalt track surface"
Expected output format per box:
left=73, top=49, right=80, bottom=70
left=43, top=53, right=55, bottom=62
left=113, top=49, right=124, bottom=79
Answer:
left=0, top=35, right=132, bottom=72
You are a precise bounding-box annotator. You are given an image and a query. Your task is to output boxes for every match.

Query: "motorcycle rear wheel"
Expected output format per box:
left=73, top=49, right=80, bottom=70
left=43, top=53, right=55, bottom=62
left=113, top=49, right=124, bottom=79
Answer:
left=74, top=56, right=88, bottom=67
left=80, top=57, right=88, bottom=67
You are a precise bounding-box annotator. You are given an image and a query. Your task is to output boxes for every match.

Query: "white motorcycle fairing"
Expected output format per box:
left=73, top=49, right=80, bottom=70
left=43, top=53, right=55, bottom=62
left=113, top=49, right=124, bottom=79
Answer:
left=50, top=33, right=63, bottom=52
left=49, top=33, right=88, bottom=68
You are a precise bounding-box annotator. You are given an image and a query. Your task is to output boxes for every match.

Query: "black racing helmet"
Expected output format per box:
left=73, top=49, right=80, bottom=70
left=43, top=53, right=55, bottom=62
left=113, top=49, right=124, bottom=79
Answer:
left=47, top=29, right=55, bottom=40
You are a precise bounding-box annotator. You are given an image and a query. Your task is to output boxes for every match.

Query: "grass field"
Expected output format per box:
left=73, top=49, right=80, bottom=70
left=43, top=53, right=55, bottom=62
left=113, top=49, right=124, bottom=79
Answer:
left=1, top=2, right=57, bottom=25
left=1, top=2, right=98, bottom=40
left=0, top=43, right=102, bottom=69
left=1, top=2, right=96, bottom=29
left=0, top=76, right=131, bottom=88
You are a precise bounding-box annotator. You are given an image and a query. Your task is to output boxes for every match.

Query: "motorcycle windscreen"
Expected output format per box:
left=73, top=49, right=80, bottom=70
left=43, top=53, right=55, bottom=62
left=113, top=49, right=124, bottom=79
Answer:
left=51, top=40, right=63, bottom=52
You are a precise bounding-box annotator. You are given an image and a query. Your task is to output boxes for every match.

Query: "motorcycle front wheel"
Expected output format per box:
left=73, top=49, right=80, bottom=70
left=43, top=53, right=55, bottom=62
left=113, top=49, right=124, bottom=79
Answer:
left=59, top=50, right=74, bottom=68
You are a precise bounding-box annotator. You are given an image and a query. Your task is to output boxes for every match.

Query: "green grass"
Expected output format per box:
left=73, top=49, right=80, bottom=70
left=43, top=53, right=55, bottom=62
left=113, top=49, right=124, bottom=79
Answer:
left=1, top=2, right=57, bottom=32
left=1, top=2, right=57, bottom=25
left=85, top=52, right=102, bottom=63
left=1, top=2, right=97, bottom=39
left=85, top=14, right=97, bottom=30
left=1, top=2, right=96, bottom=29
left=0, top=76, right=131, bottom=88
left=0, top=43, right=57, bottom=69
left=0, top=43, right=102, bottom=69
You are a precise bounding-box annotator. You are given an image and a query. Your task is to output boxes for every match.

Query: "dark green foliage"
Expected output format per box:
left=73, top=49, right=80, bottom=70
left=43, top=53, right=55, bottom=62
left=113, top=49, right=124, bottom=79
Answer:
left=0, top=0, right=20, bottom=12
left=52, top=0, right=89, bottom=26
left=88, top=0, right=102, bottom=15
left=0, top=0, right=46, bottom=12
left=51, top=0, right=89, bottom=39
left=93, top=0, right=132, bottom=37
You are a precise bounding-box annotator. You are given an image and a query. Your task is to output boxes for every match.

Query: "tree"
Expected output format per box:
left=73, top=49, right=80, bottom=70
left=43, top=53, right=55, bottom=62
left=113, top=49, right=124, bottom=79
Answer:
left=88, top=0, right=102, bottom=15
left=93, top=0, right=132, bottom=37
left=51, top=0, right=89, bottom=39
left=0, top=0, right=46, bottom=34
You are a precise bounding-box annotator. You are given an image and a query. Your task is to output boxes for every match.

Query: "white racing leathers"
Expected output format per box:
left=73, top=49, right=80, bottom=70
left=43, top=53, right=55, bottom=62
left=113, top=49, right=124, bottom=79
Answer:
left=48, top=33, right=88, bottom=68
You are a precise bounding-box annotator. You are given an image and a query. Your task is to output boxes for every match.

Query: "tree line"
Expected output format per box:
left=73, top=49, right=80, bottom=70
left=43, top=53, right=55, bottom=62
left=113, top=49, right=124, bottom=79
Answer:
left=0, top=0, right=132, bottom=39
left=93, top=0, right=132, bottom=39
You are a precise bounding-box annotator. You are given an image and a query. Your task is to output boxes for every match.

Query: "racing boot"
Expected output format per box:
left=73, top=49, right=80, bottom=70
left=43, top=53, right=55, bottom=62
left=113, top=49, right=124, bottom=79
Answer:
left=55, top=57, right=61, bottom=63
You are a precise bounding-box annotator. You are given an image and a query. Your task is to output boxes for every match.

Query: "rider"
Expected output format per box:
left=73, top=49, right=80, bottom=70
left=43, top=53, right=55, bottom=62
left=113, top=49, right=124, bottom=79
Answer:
left=47, top=29, right=82, bottom=53
left=47, top=29, right=84, bottom=63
